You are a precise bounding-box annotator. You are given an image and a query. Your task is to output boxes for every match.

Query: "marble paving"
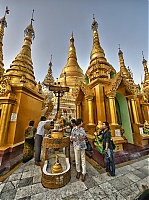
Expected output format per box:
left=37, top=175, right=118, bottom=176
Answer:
left=0, top=151, right=149, bottom=200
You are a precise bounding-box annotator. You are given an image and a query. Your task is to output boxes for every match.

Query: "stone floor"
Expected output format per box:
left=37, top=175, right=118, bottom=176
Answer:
left=0, top=151, right=149, bottom=200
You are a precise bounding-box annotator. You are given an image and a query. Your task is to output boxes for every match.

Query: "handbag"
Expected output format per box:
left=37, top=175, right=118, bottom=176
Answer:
left=86, top=141, right=93, bottom=151
left=110, top=139, right=116, bottom=150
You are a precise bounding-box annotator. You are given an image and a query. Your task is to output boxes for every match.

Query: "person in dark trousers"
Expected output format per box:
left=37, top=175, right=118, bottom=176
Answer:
left=99, top=121, right=115, bottom=176
left=35, top=116, right=52, bottom=166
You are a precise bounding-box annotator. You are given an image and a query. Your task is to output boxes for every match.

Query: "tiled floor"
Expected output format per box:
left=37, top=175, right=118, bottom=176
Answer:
left=0, top=153, right=149, bottom=200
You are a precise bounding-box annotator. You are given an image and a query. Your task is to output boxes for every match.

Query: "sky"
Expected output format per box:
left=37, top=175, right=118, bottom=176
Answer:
left=0, top=0, right=148, bottom=85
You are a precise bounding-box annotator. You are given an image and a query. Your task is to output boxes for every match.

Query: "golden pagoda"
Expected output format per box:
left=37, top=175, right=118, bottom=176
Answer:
left=0, top=11, right=44, bottom=173
left=42, top=55, right=54, bottom=118
left=53, top=33, right=85, bottom=118
left=75, top=16, right=149, bottom=149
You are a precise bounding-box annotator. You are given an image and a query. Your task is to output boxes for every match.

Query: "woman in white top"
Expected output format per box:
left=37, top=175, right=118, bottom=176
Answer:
left=71, top=118, right=87, bottom=182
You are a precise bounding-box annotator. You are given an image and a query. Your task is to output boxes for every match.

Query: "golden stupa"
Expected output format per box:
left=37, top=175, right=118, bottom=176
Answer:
left=0, top=12, right=44, bottom=173
left=51, top=154, right=63, bottom=174
left=42, top=55, right=54, bottom=119
left=52, top=33, right=85, bottom=118
left=74, top=16, right=149, bottom=150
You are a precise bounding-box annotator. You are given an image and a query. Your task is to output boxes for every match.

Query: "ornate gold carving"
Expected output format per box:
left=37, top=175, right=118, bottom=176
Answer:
left=111, top=73, right=122, bottom=92
left=44, top=99, right=54, bottom=118
left=36, top=81, right=42, bottom=94
left=142, top=89, right=149, bottom=103
left=0, top=77, right=12, bottom=96
left=105, top=72, right=138, bottom=97
left=20, top=75, right=26, bottom=83
left=74, top=81, right=94, bottom=101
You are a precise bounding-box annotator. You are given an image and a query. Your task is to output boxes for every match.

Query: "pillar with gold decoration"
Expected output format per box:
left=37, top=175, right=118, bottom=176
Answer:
left=106, top=92, right=119, bottom=137
left=129, top=95, right=140, bottom=124
left=76, top=101, right=81, bottom=119
left=85, top=95, right=96, bottom=146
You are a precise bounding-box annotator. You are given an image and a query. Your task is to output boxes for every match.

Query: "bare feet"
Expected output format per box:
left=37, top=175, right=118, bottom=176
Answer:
left=82, top=174, right=86, bottom=182
left=35, top=161, right=40, bottom=166
left=76, top=172, right=80, bottom=179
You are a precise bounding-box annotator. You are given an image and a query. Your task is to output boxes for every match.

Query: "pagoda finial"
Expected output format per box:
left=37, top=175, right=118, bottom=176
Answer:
left=118, top=44, right=123, bottom=56
left=142, top=51, right=144, bottom=59
left=31, top=9, right=34, bottom=25
left=142, top=51, right=147, bottom=66
left=4, top=6, right=10, bottom=17
left=92, top=14, right=98, bottom=30
left=49, top=55, right=52, bottom=68
left=0, top=7, right=9, bottom=28
left=93, top=14, right=95, bottom=20
left=118, top=44, right=120, bottom=50
left=24, top=10, right=35, bottom=40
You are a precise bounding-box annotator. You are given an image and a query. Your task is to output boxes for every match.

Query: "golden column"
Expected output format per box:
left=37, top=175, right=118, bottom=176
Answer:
left=107, top=92, right=118, bottom=137
left=86, top=95, right=95, bottom=125
left=129, top=96, right=140, bottom=124
left=95, top=84, right=106, bottom=122
left=76, top=101, right=81, bottom=119
left=142, top=104, right=149, bottom=122
left=0, top=103, right=12, bottom=146
left=107, top=93, right=118, bottom=125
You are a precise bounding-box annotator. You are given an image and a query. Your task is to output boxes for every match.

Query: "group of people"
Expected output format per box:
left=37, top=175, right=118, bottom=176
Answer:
left=70, top=119, right=115, bottom=181
left=23, top=116, right=115, bottom=183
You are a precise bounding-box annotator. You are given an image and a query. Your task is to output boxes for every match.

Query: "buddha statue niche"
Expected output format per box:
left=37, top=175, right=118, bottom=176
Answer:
left=57, top=111, right=64, bottom=129
left=94, top=121, right=103, bottom=154
left=51, top=154, right=63, bottom=174
left=51, top=111, right=64, bottom=138
left=143, top=120, right=149, bottom=135
left=95, top=121, right=102, bottom=135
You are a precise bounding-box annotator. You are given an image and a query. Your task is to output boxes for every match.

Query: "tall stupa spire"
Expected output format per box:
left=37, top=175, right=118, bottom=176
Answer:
left=90, top=15, right=106, bottom=63
left=0, top=7, right=9, bottom=78
left=59, top=33, right=84, bottom=87
left=43, top=55, right=54, bottom=86
left=118, top=46, right=132, bottom=79
left=5, top=10, right=37, bottom=88
left=86, top=16, right=116, bottom=83
left=142, top=51, right=149, bottom=82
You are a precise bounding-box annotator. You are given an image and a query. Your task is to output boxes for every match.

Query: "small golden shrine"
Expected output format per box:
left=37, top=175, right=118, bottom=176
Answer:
left=74, top=16, right=149, bottom=150
left=51, top=154, right=63, bottom=174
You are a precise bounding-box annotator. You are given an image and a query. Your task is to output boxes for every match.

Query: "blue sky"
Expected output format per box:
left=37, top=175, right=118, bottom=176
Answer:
left=0, top=0, right=148, bottom=85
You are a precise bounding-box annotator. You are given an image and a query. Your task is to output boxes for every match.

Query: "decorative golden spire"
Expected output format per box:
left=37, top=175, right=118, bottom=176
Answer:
left=90, top=15, right=106, bottom=63
left=86, top=16, right=116, bottom=83
left=59, top=33, right=84, bottom=87
left=5, top=10, right=37, bottom=88
left=43, top=55, right=54, bottom=86
left=142, top=51, right=149, bottom=82
left=0, top=7, right=8, bottom=79
left=118, top=46, right=132, bottom=79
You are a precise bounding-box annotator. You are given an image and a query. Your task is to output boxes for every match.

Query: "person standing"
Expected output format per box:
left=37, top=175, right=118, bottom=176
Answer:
left=70, top=119, right=77, bottom=131
left=99, top=121, right=115, bottom=176
left=23, top=120, right=37, bottom=163
left=70, top=119, right=77, bottom=164
left=35, top=116, right=52, bottom=166
left=71, top=118, right=87, bottom=182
